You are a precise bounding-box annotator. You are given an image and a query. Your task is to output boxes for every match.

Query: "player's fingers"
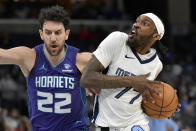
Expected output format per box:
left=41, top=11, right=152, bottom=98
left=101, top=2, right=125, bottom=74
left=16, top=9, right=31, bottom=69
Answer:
left=147, top=84, right=161, bottom=97
left=168, top=112, right=176, bottom=119
left=175, top=104, right=181, bottom=112
left=148, top=80, right=162, bottom=89
left=85, top=88, right=93, bottom=96
left=142, top=94, right=147, bottom=103
left=176, top=108, right=180, bottom=112
left=144, top=90, right=155, bottom=103
left=151, top=80, right=162, bottom=85
left=91, top=88, right=101, bottom=95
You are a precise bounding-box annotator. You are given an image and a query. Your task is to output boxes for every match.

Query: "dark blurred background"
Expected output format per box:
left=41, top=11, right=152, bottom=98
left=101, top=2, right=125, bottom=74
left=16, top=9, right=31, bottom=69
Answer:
left=0, top=0, right=195, bottom=131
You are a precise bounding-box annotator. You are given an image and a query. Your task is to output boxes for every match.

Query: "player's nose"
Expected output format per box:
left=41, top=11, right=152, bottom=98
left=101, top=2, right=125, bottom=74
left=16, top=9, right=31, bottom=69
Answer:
left=133, top=22, right=140, bottom=29
left=50, top=33, right=57, bottom=41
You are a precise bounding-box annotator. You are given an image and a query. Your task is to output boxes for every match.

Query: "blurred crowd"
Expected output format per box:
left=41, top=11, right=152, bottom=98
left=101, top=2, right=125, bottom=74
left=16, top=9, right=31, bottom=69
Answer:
left=0, top=0, right=196, bottom=131
left=0, top=0, right=131, bottom=20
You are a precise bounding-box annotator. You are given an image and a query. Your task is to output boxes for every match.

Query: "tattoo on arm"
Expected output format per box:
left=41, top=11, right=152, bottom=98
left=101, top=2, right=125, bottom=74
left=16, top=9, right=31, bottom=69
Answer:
left=81, top=55, right=132, bottom=89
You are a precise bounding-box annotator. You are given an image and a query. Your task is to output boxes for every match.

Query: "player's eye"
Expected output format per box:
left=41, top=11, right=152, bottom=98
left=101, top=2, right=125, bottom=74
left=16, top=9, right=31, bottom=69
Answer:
left=45, top=31, right=52, bottom=35
left=143, top=21, right=150, bottom=26
left=55, top=31, right=61, bottom=35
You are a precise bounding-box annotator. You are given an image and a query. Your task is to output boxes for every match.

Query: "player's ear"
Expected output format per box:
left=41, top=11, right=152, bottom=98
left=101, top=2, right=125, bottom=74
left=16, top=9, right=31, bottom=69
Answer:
left=65, top=29, right=70, bottom=40
left=153, top=33, right=160, bottom=41
left=39, top=29, right=44, bottom=40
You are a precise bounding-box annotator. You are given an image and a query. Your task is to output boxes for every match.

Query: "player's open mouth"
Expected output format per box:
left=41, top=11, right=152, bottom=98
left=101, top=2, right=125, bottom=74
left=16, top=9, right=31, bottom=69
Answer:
left=51, top=45, right=58, bottom=50
left=129, top=30, right=136, bottom=39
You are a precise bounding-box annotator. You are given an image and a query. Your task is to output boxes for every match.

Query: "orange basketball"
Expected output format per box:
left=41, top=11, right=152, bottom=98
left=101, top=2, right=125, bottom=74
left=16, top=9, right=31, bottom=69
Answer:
left=142, top=82, right=178, bottom=120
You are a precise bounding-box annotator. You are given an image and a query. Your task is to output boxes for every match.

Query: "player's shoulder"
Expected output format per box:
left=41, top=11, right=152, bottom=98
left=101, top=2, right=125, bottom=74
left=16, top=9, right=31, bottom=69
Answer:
left=12, top=46, right=35, bottom=56
left=76, top=52, right=92, bottom=61
left=146, top=48, right=163, bottom=67
left=109, top=31, right=128, bottom=40
left=108, top=31, right=128, bottom=48
left=152, top=48, right=163, bottom=71
left=19, top=46, right=36, bottom=61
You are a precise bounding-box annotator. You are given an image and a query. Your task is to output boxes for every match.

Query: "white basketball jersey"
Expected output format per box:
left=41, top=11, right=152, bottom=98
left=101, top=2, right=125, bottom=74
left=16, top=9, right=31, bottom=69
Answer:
left=92, top=31, right=163, bottom=128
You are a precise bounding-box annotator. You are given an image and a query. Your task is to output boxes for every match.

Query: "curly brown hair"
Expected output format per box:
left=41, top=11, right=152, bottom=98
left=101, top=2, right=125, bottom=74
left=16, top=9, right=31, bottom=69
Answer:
left=38, top=5, right=70, bottom=30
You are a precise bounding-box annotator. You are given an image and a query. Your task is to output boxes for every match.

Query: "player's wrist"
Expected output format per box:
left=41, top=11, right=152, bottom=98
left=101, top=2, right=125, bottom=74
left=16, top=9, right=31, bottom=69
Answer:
left=127, top=76, right=135, bottom=86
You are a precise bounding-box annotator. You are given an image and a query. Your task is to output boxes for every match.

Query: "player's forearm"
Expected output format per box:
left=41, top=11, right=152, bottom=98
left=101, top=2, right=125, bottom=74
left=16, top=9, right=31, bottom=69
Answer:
left=80, top=71, right=133, bottom=89
left=0, top=48, right=19, bottom=65
left=0, top=49, right=10, bottom=64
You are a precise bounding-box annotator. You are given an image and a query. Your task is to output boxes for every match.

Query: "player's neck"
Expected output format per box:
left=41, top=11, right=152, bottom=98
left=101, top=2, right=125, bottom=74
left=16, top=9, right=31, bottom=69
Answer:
left=136, top=41, right=153, bottom=55
left=46, top=48, right=66, bottom=67
left=136, top=45, right=150, bottom=55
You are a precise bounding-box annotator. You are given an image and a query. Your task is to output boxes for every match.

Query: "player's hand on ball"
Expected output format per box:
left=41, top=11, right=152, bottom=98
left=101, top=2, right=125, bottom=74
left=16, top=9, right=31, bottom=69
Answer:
left=174, top=90, right=181, bottom=111
left=131, top=72, right=161, bottom=103
left=168, top=90, right=181, bottom=119
left=142, top=82, right=179, bottom=120
left=176, top=103, right=181, bottom=112
left=168, top=103, right=181, bottom=119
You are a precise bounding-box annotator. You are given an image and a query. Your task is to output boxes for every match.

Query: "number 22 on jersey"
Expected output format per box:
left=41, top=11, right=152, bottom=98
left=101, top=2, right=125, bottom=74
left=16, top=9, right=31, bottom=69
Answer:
left=37, top=91, right=71, bottom=114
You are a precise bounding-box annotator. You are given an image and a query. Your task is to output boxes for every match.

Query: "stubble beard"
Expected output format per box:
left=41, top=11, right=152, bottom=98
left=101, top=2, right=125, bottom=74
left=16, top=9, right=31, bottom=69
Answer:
left=45, top=44, right=64, bottom=56
left=126, top=38, right=140, bottom=49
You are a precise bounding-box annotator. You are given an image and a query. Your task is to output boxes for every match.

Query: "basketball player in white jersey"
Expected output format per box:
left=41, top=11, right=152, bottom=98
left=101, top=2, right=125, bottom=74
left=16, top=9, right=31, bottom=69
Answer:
left=81, top=13, right=168, bottom=131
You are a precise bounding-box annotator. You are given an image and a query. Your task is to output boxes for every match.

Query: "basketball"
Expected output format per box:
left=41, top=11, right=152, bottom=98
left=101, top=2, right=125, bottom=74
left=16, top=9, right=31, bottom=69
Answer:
left=142, top=82, right=178, bottom=120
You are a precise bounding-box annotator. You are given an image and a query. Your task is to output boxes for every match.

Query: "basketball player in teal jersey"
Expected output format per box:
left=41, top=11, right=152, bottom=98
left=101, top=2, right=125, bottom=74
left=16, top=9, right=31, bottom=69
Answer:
left=81, top=13, right=180, bottom=131
left=0, top=6, right=93, bottom=131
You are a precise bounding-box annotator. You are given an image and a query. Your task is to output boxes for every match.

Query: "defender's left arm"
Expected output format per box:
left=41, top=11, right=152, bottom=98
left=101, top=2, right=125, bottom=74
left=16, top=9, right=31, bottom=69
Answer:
left=76, top=52, right=100, bottom=95
left=76, top=52, right=92, bottom=73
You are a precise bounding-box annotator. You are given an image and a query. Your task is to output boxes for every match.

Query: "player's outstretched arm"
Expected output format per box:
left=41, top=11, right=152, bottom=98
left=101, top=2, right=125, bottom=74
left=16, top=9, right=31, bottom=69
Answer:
left=0, top=47, right=36, bottom=77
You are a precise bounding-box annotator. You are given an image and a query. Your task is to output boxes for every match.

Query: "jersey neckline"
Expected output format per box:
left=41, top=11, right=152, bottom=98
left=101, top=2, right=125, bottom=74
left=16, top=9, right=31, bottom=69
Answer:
left=43, top=44, right=68, bottom=68
left=131, top=47, right=157, bottom=64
